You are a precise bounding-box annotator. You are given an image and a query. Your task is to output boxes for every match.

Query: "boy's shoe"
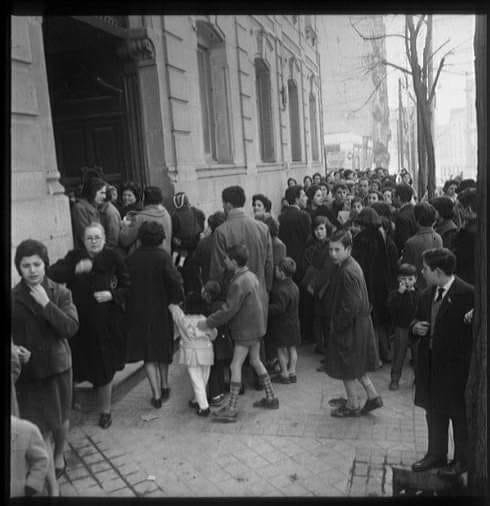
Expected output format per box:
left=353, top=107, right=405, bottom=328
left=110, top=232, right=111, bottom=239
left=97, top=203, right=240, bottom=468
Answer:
left=271, top=375, right=290, bottom=384
left=328, top=397, right=347, bottom=408
left=253, top=397, right=279, bottom=409
left=98, top=413, right=112, bottom=429
left=331, top=406, right=361, bottom=418
left=151, top=397, right=162, bottom=409
left=209, top=394, right=225, bottom=407
left=288, top=374, right=297, bottom=383
left=360, top=396, right=383, bottom=415
left=188, top=400, right=199, bottom=409
left=161, top=388, right=171, bottom=401
left=213, top=405, right=238, bottom=422
left=389, top=380, right=399, bottom=391
left=196, top=407, right=210, bottom=417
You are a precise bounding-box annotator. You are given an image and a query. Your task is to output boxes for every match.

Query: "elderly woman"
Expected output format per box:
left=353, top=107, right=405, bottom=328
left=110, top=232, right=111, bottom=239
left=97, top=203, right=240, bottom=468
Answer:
left=252, top=193, right=272, bottom=222
left=126, top=221, right=184, bottom=408
left=12, top=239, right=78, bottom=478
left=48, top=223, right=130, bottom=429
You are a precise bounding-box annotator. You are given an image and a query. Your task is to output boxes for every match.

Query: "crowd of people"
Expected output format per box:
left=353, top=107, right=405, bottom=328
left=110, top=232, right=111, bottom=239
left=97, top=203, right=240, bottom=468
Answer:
left=11, top=165, right=477, bottom=495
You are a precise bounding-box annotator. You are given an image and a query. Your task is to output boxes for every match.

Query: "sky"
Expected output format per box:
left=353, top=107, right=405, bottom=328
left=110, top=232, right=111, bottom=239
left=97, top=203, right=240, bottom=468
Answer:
left=384, top=14, right=475, bottom=126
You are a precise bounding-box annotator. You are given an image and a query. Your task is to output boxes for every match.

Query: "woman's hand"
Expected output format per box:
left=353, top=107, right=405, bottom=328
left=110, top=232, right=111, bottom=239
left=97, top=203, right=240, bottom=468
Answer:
left=93, top=291, right=113, bottom=303
left=75, top=259, right=93, bottom=274
left=30, top=285, right=50, bottom=307
left=196, top=319, right=209, bottom=331
left=16, top=345, right=31, bottom=364
left=412, top=321, right=430, bottom=337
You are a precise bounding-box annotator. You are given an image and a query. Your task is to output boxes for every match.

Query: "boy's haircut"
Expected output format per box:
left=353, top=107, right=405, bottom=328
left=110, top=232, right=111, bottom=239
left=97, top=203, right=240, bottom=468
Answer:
left=287, top=177, right=297, bottom=186
left=343, top=169, right=354, bottom=179
left=329, top=229, right=353, bottom=249
left=333, top=183, right=348, bottom=194
left=252, top=193, right=272, bottom=213
left=264, top=215, right=279, bottom=237
left=430, top=196, right=454, bottom=220
left=443, top=179, right=460, bottom=193
left=303, top=175, right=312, bottom=184
left=394, top=184, right=414, bottom=203
left=278, top=256, right=296, bottom=277
left=143, top=186, right=163, bottom=205
left=455, top=178, right=476, bottom=194
left=351, top=196, right=363, bottom=206
left=285, top=184, right=303, bottom=205
left=312, top=215, right=330, bottom=231
left=208, top=211, right=226, bottom=232
left=369, top=178, right=382, bottom=188
left=312, top=172, right=322, bottom=180
left=226, top=243, right=249, bottom=267
left=422, top=248, right=456, bottom=275
left=203, top=280, right=221, bottom=300
left=368, top=190, right=383, bottom=199
left=458, top=187, right=477, bottom=210
left=222, top=186, right=246, bottom=208
left=138, top=220, right=165, bottom=246
left=354, top=207, right=381, bottom=228
left=414, top=202, right=437, bottom=227
left=371, top=201, right=393, bottom=219
left=398, top=263, right=417, bottom=277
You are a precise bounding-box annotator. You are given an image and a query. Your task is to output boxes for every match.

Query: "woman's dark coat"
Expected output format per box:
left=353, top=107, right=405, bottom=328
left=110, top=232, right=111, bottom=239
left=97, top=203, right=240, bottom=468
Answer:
left=323, top=256, right=377, bottom=380
left=409, top=277, right=474, bottom=414
left=125, top=246, right=184, bottom=363
left=352, top=227, right=398, bottom=326
left=48, top=247, right=130, bottom=387
left=12, top=278, right=78, bottom=381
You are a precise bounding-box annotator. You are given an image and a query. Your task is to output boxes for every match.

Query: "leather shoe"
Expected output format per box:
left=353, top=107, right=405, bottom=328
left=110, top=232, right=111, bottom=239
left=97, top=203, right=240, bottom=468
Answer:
left=98, top=413, right=112, bottom=429
left=389, top=380, right=399, bottom=391
left=360, top=396, right=383, bottom=414
left=438, top=461, right=467, bottom=478
left=411, top=455, right=447, bottom=472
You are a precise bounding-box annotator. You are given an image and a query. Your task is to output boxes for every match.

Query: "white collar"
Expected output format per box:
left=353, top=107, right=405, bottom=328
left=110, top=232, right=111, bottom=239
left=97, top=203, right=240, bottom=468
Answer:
left=434, top=275, right=455, bottom=300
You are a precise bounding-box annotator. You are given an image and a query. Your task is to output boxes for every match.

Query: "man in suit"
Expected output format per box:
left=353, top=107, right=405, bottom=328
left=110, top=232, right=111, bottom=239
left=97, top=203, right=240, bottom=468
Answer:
left=278, top=184, right=311, bottom=284
left=410, top=248, right=474, bottom=477
left=393, top=184, right=417, bottom=253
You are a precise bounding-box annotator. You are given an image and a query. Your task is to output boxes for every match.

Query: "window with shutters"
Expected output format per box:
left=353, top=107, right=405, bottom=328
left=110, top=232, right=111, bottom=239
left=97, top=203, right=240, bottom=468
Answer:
left=196, top=22, right=233, bottom=164
left=288, top=79, right=301, bottom=161
left=255, top=58, right=275, bottom=162
left=309, top=93, right=319, bottom=161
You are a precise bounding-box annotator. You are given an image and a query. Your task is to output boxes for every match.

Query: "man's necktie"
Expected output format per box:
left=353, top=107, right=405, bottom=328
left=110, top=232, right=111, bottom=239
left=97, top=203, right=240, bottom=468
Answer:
left=435, top=287, right=445, bottom=302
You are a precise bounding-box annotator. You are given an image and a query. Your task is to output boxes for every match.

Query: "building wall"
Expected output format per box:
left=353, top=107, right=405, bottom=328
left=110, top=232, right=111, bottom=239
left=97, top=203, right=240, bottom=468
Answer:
left=11, top=17, right=73, bottom=285
left=11, top=15, right=324, bottom=279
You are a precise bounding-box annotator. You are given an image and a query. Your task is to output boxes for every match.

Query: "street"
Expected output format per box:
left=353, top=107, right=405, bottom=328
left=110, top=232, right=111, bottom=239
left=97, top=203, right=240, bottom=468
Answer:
left=59, top=344, right=439, bottom=497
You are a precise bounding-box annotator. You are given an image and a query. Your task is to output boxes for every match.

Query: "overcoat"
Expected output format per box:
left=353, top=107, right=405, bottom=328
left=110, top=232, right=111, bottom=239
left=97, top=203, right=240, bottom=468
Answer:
left=268, top=277, right=301, bottom=347
left=209, top=208, right=273, bottom=328
left=394, top=202, right=417, bottom=252
left=125, top=246, right=184, bottom=363
left=70, top=198, right=100, bottom=250
left=323, top=256, right=377, bottom=380
left=278, top=205, right=312, bottom=282
left=48, top=247, right=130, bottom=387
left=409, top=277, right=474, bottom=414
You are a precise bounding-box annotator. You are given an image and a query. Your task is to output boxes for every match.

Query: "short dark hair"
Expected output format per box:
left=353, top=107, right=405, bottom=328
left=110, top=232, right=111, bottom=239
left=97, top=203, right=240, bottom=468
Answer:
left=443, top=179, right=460, bottom=193
left=226, top=243, right=249, bottom=267
left=203, top=280, right=221, bottom=300
left=351, top=197, right=363, bottom=207
left=329, top=229, right=353, bottom=249
left=370, top=202, right=393, bottom=220
left=354, top=207, right=382, bottom=228
left=458, top=187, right=477, bottom=210
left=285, top=185, right=303, bottom=205
left=343, top=169, right=354, bottom=180
left=306, top=184, right=321, bottom=203
left=222, top=186, right=246, bottom=208
left=333, top=183, right=348, bottom=194
left=422, top=248, right=456, bottom=275
left=312, top=215, right=330, bottom=230
left=358, top=177, right=369, bottom=185
left=455, top=178, right=476, bottom=194
left=430, top=197, right=455, bottom=220
left=414, top=202, right=437, bottom=227
left=143, top=186, right=163, bottom=205
left=303, top=175, right=312, bottom=184
left=138, top=220, right=165, bottom=246
left=208, top=211, right=226, bottom=232
left=394, top=184, right=414, bottom=203
left=278, top=256, right=296, bottom=277
left=81, top=177, right=106, bottom=202
left=312, top=172, right=322, bottom=180
left=369, top=178, right=382, bottom=189
left=368, top=190, right=383, bottom=200
left=121, top=182, right=141, bottom=202
left=264, top=215, right=279, bottom=237
left=252, top=194, right=272, bottom=213
left=287, top=177, right=297, bottom=186
left=398, top=263, right=417, bottom=277
left=15, top=239, right=50, bottom=276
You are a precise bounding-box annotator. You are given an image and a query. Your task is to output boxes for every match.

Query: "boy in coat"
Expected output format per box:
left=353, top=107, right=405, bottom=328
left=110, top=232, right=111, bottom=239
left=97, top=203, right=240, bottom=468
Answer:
left=410, top=248, right=474, bottom=477
left=198, top=244, right=279, bottom=422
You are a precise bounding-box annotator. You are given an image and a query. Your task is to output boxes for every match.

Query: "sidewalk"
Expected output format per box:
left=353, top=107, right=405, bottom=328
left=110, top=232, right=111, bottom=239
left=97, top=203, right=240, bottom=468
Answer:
left=60, top=344, right=436, bottom=497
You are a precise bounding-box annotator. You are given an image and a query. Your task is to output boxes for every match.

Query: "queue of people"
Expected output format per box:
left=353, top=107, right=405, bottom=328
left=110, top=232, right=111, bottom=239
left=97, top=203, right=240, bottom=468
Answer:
left=11, top=166, right=477, bottom=495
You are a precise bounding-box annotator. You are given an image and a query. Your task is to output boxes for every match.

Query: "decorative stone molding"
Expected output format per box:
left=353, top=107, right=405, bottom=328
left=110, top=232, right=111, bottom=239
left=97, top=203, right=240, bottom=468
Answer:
left=288, top=56, right=300, bottom=81
left=256, top=28, right=274, bottom=65
left=117, top=36, right=155, bottom=63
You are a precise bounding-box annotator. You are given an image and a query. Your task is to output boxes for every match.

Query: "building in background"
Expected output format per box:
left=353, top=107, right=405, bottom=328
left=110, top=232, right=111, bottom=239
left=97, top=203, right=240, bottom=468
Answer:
left=318, top=14, right=390, bottom=171
left=11, top=15, right=323, bottom=281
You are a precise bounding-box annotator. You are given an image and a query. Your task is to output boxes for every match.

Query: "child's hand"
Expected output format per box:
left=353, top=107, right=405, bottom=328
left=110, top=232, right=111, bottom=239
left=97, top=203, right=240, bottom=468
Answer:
left=398, top=281, right=407, bottom=294
left=464, top=308, right=474, bottom=325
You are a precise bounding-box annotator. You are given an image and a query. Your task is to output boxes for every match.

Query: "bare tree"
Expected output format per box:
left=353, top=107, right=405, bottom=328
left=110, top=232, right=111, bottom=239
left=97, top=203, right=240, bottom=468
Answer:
left=351, top=15, right=453, bottom=199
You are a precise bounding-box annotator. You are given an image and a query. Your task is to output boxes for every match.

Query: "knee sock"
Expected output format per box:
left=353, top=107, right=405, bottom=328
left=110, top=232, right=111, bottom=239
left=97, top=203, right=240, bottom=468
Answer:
left=259, top=373, right=276, bottom=400
left=228, top=381, right=241, bottom=410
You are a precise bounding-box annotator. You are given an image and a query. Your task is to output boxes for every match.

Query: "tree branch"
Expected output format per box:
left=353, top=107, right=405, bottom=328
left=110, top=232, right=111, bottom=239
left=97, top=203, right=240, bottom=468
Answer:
left=349, top=80, right=383, bottom=114
left=381, top=59, right=413, bottom=75
left=429, top=55, right=447, bottom=103
left=414, top=15, right=425, bottom=37
left=349, top=18, right=408, bottom=41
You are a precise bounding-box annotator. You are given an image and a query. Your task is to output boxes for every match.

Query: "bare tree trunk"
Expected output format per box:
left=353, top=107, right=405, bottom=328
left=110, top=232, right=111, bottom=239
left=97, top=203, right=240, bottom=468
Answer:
left=465, top=14, right=487, bottom=497
left=416, top=104, right=427, bottom=198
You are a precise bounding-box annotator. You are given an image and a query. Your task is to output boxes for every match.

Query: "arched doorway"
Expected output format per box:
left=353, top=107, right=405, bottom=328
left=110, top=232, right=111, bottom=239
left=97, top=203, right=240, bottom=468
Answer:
left=42, top=16, right=140, bottom=194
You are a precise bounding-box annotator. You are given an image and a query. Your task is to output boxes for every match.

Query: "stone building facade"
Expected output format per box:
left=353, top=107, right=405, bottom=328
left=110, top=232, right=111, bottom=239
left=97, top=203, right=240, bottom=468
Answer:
left=11, top=15, right=324, bottom=282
